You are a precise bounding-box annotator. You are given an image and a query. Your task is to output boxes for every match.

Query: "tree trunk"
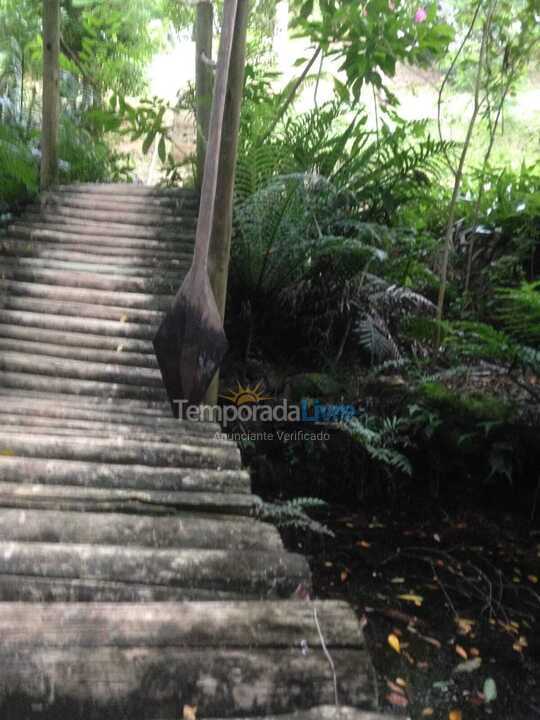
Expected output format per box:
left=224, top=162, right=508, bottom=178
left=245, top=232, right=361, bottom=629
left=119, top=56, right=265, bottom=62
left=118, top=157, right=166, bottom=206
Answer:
left=41, top=0, right=60, bottom=190
left=195, top=1, right=214, bottom=189
left=205, top=0, right=250, bottom=405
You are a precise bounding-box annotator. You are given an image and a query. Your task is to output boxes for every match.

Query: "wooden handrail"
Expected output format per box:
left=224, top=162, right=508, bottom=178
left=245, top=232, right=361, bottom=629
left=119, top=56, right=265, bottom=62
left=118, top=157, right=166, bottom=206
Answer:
left=192, top=0, right=239, bottom=278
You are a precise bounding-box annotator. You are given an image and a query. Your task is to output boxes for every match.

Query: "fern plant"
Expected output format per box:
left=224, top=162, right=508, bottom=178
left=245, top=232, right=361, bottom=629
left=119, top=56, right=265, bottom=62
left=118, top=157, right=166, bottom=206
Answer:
left=256, top=497, right=334, bottom=537
left=344, top=415, right=413, bottom=477
left=497, top=282, right=540, bottom=346
left=354, top=279, right=436, bottom=364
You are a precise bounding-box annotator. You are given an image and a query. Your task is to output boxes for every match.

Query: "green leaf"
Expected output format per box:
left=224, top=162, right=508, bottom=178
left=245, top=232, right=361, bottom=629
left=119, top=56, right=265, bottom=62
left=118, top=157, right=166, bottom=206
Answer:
left=142, top=130, right=157, bottom=155
left=333, top=77, right=349, bottom=102
left=158, top=136, right=166, bottom=163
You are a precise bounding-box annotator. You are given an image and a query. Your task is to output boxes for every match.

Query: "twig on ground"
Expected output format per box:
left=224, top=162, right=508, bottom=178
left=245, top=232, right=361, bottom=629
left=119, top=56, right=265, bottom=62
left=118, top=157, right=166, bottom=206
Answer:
left=313, top=606, right=339, bottom=706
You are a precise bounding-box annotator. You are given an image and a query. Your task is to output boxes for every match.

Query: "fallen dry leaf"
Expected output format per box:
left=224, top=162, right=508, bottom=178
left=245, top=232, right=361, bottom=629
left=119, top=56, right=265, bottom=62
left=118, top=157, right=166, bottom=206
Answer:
left=388, top=633, right=401, bottom=654
left=357, top=540, right=371, bottom=548
left=421, top=709, right=434, bottom=717
left=449, top=710, right=462, bottom=720
left=455, top=644, right=468, bottom=660
left=398, top=593, right=424, bottom=607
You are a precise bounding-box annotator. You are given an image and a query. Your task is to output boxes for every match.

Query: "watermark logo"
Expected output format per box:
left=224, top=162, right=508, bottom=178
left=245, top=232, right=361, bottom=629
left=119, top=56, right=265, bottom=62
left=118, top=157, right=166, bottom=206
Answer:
left=220, top=381, right=273, bottom=407
left=174, top=379, right=357, bottom=429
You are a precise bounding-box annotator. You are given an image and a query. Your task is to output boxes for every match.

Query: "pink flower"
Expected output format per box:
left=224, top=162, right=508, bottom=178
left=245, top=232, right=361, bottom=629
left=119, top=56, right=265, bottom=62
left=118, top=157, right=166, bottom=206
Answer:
left=414, top=7, right=427, bottom=22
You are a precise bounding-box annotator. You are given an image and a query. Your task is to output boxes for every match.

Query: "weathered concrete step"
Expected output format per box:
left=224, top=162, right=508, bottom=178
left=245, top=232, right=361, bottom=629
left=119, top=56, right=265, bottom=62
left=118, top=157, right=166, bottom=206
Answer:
left=8, top=225, right=196, bottom=251
left=0, top=432, right=240, bottom=469
left=0, top=370, right=166, bottom=400
left=0, top=601, right=372, bottom=718
left=0, top=509, right=278, bottom=550
left=0, top=309, right=158, bottom=340
left=36, top=202, right=197, bottom=227
left=44, top=190, right=199, bottom=213
left=0, top=481, right=258, bottom=515
left=1, top=279, right=173, bottom=311
left=1, top=254, right=190, bottom=278
left=220, top=710, right=393, bottom=720
left=19, top=215, right=196, bottom=240
left=0, top=542, right=309, bottom=600
left=0, top=456, right=248, bottom=492
left=0, top=394, right=217, bottom=431
left=56, top=182, right=199, bottom=201
left=0, top=387, right=172, bottom=415
left=0, top=295, right=163, bottom=326
left=0, top=338, right=158, bottom=370
left=1, top=264, right=178, bottom=294
left=0, top=351, right=163, bottom=388
left=0, top=325, right=155, bottom=356
left=0, top=418, right=232, bottom=450
left=2, top=238, right=192, bottom=263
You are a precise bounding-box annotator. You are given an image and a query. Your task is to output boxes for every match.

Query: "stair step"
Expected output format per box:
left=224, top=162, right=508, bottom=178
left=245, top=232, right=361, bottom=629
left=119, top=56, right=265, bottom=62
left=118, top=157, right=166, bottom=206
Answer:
left=36, top=202, right=197, bottom=227
left=8, top=225, right=196, bottom=251
left=0, top=601, right=371, bottom=717
left=0, top=309, right=158, bottom=339
left=0, top=455, right=248, bottom=492
left=0, top=351, right=162, bottom=387
left=1, top=254, right=190, bottom=277
left=19, top=215, right=196, bottom=240
left=0, top=296, right=163, bottom=325
left=0, top=418, right=232, bottom=449
left=1, top=264, right=178, bottom=294
left=0, top=508, right=277, bottom=550
left=43, top=190, right=199, bottom=214
left=0, top=370, right=166, bottom=400
left=0, top=341, right=157, bottom=372
left=0, top=480, right=258, bottom=515
left=2, top=238, right=192, bottom=263
left=0, top=542, right=309, bottom=601
left=0, top=394, right=217, bottom=430
left=0, top=325, right=155, bottom=355
left=56, top=182, right=199, bottom=200
left=0, top=387, right=171, bottom=414
left=1, top=279, right=173, bottom=310
left=0, top=431, right=240, bottom=468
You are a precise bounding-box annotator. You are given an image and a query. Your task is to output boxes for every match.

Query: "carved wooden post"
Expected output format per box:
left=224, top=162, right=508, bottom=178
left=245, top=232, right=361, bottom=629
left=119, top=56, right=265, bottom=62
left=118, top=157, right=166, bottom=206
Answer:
left=41, top=0, right=60, bottom=190
left=195, top=0, right=214, bottom=189
left=204, top=0, right=249, bottom=405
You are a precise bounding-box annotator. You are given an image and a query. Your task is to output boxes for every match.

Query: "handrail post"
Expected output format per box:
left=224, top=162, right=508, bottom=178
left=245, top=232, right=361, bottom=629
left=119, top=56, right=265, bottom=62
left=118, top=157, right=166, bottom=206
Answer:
left=195, top=0, right=214, bottom=190
left=204, top=0, right=249, bottom=405
left=41, top=0, right=60, bottom=191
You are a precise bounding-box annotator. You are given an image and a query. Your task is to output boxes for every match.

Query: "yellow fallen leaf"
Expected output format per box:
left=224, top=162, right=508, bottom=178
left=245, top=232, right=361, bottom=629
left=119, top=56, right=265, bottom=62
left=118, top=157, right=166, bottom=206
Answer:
left=528, top=575, right=538, bottom=584
left=119, top=314, right=128, bottom=323
left=0, top=449, right=14, bottom=457
left=398, top=593, right=423, bottom=607
left=449, top=711, right=462, bottom=720
left=183, top=706, right=197, bottom=720
left=455, top=617, right=475, bottom=635
left=388, top=633, right=401, bottom=654
left=421, top=709, right=434, bottom=717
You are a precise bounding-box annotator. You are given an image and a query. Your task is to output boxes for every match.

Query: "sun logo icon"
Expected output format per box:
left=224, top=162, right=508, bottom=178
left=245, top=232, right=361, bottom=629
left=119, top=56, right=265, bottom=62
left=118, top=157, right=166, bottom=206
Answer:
left=220, top=380, right=273, bottom=406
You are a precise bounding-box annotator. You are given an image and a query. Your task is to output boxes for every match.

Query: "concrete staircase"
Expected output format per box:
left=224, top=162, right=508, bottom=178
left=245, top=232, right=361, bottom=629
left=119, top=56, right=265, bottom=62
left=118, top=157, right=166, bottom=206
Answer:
left=0, top=184, right=387, bottom=719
